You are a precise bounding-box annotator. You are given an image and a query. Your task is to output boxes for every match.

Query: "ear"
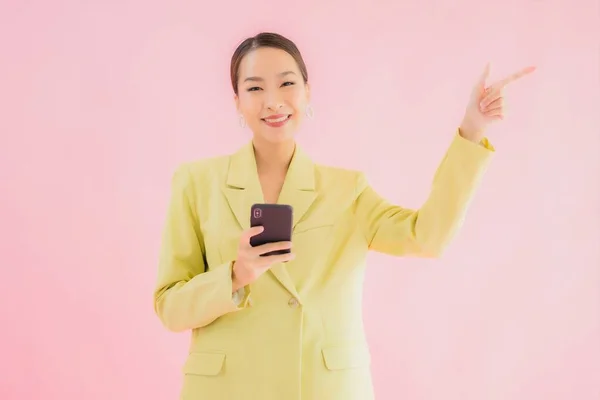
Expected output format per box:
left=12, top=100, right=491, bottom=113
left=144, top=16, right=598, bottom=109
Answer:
left=305, top=82, right=311, bottom=103
left=234, top=94, right=240, bottom=113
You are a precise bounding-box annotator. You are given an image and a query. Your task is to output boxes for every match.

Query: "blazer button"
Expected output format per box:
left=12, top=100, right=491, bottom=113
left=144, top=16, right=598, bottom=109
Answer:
left=288, top=297, right=299, bottom=308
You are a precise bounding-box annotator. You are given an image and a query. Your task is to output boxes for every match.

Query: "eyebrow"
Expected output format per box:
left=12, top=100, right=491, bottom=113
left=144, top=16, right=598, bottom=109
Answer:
left=243, top=71, right=297, bottom=83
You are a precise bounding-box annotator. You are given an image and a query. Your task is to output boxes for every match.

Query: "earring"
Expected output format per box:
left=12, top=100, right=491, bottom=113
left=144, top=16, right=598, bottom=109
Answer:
left=239, top=115, right=246, bottom=128
left=306, top=104, right=314, bottom=119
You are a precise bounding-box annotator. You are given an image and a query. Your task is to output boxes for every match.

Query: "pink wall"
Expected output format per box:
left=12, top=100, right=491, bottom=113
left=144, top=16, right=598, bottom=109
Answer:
left=1, top=1, right=598, bottom=399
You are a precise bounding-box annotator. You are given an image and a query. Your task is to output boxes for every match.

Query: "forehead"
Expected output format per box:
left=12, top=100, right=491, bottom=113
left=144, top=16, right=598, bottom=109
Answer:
left=238, top=47, right=300, bottom=79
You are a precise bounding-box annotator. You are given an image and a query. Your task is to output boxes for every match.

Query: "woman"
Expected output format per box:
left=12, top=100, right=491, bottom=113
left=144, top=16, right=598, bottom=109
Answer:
left=153, top=32, right=535, bottom=399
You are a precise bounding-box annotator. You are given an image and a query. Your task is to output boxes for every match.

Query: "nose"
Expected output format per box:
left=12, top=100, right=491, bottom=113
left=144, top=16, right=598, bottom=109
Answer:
left=264, top=91, right=284, bottom=111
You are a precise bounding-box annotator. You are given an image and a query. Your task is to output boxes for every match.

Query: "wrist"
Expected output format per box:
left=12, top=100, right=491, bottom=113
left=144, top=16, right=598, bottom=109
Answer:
left=458, top=127, right=480, bottom=143
left=459, top=120, right=484, bottom=143
left=231, top=262, right=242, bottom=293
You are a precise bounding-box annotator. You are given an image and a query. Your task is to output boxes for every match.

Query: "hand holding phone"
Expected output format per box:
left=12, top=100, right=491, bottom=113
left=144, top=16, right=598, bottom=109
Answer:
left=232, top=224, right=295, bottom=292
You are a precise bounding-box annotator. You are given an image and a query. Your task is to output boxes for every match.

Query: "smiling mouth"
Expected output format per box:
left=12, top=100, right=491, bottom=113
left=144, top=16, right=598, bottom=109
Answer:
left=261, top=115, right=291, bottom=123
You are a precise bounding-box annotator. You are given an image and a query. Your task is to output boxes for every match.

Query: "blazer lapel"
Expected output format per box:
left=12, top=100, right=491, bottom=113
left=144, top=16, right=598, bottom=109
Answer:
left=222, top=142, right=264, bottom=232
left=276, top=145, right=318, bottom=229
left=270, top=145, right=317, bottom=300
left=222, top=141, right=318, bottom=230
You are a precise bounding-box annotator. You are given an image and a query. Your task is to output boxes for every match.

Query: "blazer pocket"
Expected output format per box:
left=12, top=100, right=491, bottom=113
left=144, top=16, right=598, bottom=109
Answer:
left=321, top=345, right=371, bottom=370
left=183, top=352, right=226, bottom=376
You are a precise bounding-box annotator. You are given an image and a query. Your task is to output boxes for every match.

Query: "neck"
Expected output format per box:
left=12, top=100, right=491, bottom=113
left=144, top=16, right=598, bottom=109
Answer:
left=252, top=138, right=296, bottom=175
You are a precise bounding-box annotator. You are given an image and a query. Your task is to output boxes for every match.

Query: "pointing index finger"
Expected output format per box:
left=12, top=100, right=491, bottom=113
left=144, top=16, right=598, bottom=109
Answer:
left=496, top=65, right=536, bottom=88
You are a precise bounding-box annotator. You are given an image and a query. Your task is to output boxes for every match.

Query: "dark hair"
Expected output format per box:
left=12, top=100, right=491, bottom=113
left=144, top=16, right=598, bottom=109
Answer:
left=230, top=32, right=309, bottom=95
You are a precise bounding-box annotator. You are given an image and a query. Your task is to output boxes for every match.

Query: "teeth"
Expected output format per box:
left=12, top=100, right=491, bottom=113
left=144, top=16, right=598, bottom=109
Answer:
left=265, top=115, right=288, bottom=123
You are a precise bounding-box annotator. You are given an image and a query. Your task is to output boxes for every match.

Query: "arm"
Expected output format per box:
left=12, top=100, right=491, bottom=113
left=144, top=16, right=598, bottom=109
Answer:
left=354, top=130, right=494, bottom=258
left=153, top=164, right=251, bottom=332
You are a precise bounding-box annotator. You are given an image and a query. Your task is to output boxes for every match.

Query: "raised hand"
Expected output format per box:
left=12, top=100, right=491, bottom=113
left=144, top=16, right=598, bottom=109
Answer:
left=459, top=63, right=536, bottom=143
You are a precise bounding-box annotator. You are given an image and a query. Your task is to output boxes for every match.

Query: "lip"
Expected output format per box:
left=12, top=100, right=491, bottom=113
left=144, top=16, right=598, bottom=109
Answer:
left=261, top=114, right=291, bottom=128
left=262, top=114, right=289, bottom=120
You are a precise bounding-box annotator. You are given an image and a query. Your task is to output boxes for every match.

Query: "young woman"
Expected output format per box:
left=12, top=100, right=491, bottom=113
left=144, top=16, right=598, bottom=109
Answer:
left=153, top=32, right=535, bottom=400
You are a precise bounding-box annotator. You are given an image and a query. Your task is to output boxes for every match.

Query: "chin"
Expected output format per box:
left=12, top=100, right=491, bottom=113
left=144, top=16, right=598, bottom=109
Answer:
left=261, top=130, right=296, bottom=144
left=254, top=122, right=298, bottom=145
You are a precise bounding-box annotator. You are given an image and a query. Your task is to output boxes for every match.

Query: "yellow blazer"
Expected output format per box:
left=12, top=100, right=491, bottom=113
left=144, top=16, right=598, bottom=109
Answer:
left=154, top=130, right=494, bottom=400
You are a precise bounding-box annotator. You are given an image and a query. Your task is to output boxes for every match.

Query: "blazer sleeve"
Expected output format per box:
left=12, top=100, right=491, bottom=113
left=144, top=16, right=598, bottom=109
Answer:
left=354, top=131, right=495, bottom=258
left=153, top=164, right=251, bottom=332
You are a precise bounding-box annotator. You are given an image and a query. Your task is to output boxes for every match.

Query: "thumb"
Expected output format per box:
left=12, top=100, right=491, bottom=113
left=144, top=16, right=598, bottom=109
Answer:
left=476, top=62, right=491, bottom=88
left=245, top=225, right=264, bottom=239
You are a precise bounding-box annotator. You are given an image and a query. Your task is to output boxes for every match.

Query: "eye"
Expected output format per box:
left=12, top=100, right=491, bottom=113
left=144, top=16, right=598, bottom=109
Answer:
left=247, top=86, right=261, bottom=92
left=282, top=81, right=295, bottom=87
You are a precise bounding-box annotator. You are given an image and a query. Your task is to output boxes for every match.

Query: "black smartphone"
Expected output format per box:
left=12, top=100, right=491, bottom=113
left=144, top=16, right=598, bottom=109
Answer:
left=250, top=203, right=293, bottom=256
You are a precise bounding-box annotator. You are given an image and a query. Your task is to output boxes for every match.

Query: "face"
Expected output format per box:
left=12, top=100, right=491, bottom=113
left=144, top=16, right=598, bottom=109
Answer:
left=234, top=47, right=310, bottom=145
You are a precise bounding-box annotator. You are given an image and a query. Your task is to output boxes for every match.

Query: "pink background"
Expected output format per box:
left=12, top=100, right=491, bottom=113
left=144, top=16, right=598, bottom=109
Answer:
left=1, top=1, right=598, bottom=399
